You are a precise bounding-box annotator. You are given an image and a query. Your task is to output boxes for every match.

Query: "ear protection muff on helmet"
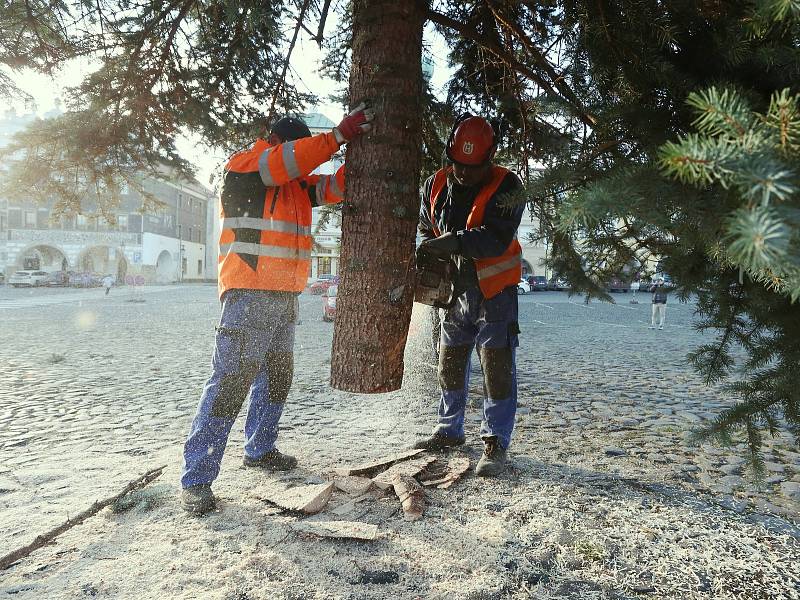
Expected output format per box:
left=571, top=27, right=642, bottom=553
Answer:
left=445, top=113, right=497, bottom=166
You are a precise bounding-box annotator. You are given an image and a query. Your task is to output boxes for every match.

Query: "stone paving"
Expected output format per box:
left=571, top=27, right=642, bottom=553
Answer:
left=1, top=284, right=799, bottom=597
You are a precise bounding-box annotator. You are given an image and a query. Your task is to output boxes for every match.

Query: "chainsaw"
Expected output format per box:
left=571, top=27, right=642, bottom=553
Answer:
left=414, top=249, right=457, bottom=309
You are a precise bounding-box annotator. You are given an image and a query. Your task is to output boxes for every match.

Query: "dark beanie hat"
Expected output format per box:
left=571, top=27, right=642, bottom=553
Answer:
left=270, top=116, right=312, bottom=142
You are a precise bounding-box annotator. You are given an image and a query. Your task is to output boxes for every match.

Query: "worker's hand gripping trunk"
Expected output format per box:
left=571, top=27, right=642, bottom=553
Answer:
left=414, top=249, right=457, bottom=309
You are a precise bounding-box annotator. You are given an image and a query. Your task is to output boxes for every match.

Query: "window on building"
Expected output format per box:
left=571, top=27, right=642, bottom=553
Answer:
left=181, top=257, right=187, bottom=276
left=77, top=214, right=87, bottom=229
left=24, top=211, right=36, bottom=228
left=318, top=256, right=332, bottom=276
left=197, top=259, right=203, bottom=275
left=8, top=208, right=21, bottom=228
left=118, top=215, right=128, bottom=231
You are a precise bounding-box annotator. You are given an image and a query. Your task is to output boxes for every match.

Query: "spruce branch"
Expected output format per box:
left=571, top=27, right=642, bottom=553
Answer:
left=659, top=134, right=737, bottom=186
left=687, top=87, right=754, bottom=139
left=729, top=211, right=792, bottom=276
left=759, top=0, right=800, bottom=22
left=764, top=88, right=800, bottom=152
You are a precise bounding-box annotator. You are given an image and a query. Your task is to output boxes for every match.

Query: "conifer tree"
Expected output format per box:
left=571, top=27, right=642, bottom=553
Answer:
left=1, top=1, right=799, bottom=452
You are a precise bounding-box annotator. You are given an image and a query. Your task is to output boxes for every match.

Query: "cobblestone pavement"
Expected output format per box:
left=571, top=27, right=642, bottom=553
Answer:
left=1, top=284, right=799, bottom=598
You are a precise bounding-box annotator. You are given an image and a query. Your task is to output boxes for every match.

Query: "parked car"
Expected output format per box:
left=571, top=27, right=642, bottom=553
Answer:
left=309, top=275, right=339, bottom=295
left=69, top=272, right=88, bottom=287
left=46, top=271, right=69, bottom=286
left=526, top=275, right=548, bottom=291
left=8, top=270, right=50, bottom=287
left=548, top=277, right=569, bottom=291
left=322, top=285, right=338, bottom=321
left=606, top=276, right=631, bottom=292
left=0, top=271, right=4, bottom=285
left=69, top=272, right=102, bottom=287
left=517, top=278, right=531, bottom=294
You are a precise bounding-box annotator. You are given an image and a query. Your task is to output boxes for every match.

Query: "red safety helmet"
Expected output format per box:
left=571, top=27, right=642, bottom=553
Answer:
left=446, top=116, right=496, bottom=166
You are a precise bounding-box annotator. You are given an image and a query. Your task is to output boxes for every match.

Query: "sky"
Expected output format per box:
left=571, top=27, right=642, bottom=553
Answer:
left=4, top=21, right=453, bottom=188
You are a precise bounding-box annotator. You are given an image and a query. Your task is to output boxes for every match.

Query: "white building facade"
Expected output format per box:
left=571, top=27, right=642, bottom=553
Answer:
left=0, top=109, right=215, bottom=284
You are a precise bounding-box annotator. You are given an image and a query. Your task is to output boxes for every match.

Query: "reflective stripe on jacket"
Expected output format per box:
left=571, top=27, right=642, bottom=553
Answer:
left=218, top=133, right=343, bottom=297
left=429, top=166, right=522, bottom=299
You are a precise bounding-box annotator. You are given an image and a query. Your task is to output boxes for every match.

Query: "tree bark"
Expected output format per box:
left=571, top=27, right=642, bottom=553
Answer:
left=330, top=0, right=427, bottom=392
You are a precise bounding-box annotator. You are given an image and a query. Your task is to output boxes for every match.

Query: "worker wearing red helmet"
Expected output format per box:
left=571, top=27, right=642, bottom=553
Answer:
left=414, top=114, right=524, bottom=477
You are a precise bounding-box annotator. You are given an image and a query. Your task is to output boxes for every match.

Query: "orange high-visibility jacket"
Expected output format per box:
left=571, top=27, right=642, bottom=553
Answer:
left=429, top=166, right=522, bottom=299
left=218, top=133, right=344, bottom=297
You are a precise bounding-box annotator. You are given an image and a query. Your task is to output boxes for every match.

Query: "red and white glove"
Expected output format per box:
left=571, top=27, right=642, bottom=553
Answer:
left=333, top=102, right=375, bottom=145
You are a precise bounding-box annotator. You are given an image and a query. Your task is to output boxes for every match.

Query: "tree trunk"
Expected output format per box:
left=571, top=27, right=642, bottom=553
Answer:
left=330, top=0, right=427, bottom=393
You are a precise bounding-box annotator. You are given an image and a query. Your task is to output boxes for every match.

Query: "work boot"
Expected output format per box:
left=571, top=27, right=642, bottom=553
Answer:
left=413, top=432, right=466, bottom=451
left=181, top=484, right=216, bottom=515
left=475, top=437, right=508, bottom=477
left=243, top=448, right=298, bottom=471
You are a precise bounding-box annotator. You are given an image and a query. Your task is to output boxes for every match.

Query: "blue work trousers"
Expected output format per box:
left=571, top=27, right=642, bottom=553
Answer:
left=433, top=286, right=519, bottom=449
left=181, top=290, right=297, bottom=488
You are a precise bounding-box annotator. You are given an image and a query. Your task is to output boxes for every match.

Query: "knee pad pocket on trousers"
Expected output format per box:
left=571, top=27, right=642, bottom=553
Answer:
left=479, top=346, right=513, bottom=399
left=210, top=362, right=258, bottom=418
left=438, top=345, right=472, bottom=391
left=266, top=352, right=294, bottom=404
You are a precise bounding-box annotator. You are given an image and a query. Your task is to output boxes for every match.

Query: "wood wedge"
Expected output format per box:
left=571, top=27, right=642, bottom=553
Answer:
left=421, top=456, right=470, bottom=489
left=256, top=481, right=334, bottom=514
left=335, top=448, right=425, bottom=477
left=392, top=475, right=424, bottom=521
left=291, top=520, right=378, bottom=540
left=372, top=455, right=437, bottom=490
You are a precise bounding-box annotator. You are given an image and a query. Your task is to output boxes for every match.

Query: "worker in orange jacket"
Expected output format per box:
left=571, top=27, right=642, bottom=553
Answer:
left=181, top=105, right=374, bottom=514
left=413, top=114, right=524, bottom=477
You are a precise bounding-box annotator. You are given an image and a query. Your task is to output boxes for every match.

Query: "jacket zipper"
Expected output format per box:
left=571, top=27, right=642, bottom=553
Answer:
left=269, top=188, right=279, bottom=214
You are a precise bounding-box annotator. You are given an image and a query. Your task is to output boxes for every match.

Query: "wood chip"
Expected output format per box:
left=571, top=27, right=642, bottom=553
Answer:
left=392, top=475, right=424, bottom=521
left=418, top=462, right=448, bottom=482
left=421, top=456, right=470, bottom=489
left=255, top=481, right=334, bottom=514
left=335, top=448, right=425, bottom=477
left=334, top=476, right=374, bottom=496
left=291, top=520, right=378, bottom=540
left=330, top=492, right=373, bottom=516
left=372, top=455, right=438, bottom=490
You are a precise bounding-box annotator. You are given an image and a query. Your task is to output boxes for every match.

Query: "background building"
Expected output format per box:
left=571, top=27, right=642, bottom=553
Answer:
left=305, top=112, right=344, bottom=281
left=517, top=206, right=548, bottom=279
left=0, top=108, right=215, bottom=284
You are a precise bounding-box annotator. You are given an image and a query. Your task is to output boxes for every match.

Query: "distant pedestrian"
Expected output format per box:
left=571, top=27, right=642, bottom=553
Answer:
left=649, top=277, right=668, bottom=329
left=102, top=275, right=114, bottom=296
left=630, top=279, right=640, bottom=304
